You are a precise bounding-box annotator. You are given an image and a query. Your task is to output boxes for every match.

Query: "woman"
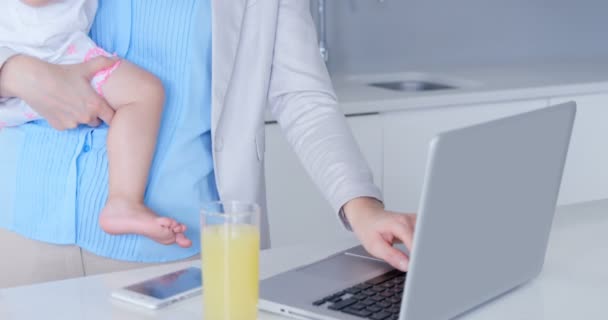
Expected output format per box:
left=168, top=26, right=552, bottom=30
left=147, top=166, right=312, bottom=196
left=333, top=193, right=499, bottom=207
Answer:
left=0, top=0, right=416, bottom=288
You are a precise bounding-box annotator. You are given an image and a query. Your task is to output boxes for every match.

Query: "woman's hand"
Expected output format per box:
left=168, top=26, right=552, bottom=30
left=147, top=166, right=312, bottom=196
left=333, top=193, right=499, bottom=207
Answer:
left=344, top=197, right=417, bottom=272
left=0, top=54, right=117, bottom=130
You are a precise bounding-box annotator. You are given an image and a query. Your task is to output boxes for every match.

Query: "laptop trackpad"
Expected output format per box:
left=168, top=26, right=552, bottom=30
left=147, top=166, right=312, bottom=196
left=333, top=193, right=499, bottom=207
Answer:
left=296, top=249, right=392, bottom=283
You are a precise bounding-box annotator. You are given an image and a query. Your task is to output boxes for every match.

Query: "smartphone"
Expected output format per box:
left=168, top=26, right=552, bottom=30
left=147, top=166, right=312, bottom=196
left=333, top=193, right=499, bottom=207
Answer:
left=111, top=267, right=202, bottom=309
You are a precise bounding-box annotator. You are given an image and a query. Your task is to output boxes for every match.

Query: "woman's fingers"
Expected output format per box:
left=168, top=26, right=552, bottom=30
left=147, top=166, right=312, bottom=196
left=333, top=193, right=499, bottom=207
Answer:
left=88, top=93, right=115, bottom=125
left=374, top=214, right=415, bottom=271
left=87, top=117, right=102, bottom=127
left=346, top=202, right=418, bottom=272
left=78, top=56, right=116, bottom=125
left=368, top=236, right=410, bottom=272
left=45, top=116, right=64, bottom=131
left=390, top=215, right=416, bottom=252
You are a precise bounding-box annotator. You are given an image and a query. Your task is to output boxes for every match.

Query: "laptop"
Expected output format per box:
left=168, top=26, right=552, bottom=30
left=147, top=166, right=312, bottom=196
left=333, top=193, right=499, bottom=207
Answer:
left=259, top=102, right=576, bottom=320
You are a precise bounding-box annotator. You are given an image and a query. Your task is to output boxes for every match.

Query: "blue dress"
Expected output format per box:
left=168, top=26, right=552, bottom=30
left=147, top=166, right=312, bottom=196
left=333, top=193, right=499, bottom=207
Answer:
left=0, top=0, right=217, bottom=262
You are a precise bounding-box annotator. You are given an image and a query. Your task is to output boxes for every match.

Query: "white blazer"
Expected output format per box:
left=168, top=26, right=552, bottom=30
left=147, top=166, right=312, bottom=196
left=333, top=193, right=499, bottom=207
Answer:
left=212, top=0, right=381, bottom=248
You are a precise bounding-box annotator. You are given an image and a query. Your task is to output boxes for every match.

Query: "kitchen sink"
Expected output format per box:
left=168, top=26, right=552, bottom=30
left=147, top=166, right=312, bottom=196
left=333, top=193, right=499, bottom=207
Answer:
left=369, top=80, right=456, bottom=92
left=347, top=72, right=479, bottom=93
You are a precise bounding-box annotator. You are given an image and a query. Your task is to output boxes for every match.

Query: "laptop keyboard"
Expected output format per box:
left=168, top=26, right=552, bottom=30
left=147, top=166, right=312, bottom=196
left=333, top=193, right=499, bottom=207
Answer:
left=311, top=269, right=405, bottom=320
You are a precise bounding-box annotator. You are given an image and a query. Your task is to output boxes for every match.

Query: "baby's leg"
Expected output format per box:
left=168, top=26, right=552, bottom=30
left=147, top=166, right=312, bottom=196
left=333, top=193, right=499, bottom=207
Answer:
left=98, top=61, right=191, bottom=248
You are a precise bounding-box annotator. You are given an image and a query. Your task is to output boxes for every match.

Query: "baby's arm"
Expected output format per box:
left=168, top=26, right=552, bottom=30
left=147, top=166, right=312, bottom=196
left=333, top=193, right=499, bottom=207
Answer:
left=20, top=0, right=54, bottom=7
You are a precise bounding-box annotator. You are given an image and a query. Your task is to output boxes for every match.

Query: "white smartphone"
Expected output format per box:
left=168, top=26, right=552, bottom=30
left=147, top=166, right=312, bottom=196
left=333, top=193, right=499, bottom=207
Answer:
left=111, top=266, right=202, bottom=309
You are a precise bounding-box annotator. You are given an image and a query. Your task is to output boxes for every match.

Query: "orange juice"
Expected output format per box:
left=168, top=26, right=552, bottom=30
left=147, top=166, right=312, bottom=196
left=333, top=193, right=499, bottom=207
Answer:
left=202, top=224, right=260, bottom=320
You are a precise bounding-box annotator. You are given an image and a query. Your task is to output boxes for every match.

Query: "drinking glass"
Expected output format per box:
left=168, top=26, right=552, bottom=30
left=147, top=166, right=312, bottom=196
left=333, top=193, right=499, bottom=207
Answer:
left=201, top=201, right=261, bottom=320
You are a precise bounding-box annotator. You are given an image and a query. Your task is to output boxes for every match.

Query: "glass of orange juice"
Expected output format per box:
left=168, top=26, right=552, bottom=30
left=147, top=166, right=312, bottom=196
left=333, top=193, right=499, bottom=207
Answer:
left=201, top=201, right=260, bottom=320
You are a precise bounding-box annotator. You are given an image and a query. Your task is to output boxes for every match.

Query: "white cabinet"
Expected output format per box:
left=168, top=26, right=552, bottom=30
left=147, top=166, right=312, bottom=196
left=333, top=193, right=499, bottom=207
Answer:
left=382, top=99, right=550, bottom=213
left=264, top=115, right=383, bottom=248
left=550, top=94, right=608, bottom=205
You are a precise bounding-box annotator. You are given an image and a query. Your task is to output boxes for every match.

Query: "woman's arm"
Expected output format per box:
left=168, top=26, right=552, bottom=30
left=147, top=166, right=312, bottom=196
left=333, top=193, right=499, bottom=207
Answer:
left=0, top=53, right=116, bottom=129
left=0, top=47, right=17, bottom=103
left=268, top=0, right=415, bottom=271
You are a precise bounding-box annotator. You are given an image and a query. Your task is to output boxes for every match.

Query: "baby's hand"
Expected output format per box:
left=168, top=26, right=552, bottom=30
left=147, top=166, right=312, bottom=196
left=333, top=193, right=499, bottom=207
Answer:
left=20, top=0, right=54, bottom=7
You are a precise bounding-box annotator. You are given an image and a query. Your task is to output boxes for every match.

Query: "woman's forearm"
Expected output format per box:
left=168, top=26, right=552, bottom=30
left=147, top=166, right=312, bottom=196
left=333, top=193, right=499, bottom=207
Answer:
left=0, top=54, right=30, bottom=98
left=0, top=54, right=54, bottom=101
left=0, top=48, right=21, bottom=98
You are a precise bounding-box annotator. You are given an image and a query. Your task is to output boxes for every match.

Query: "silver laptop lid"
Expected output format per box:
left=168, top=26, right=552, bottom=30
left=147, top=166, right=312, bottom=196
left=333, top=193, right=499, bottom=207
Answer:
left=401, top=102, right=576, bottom=320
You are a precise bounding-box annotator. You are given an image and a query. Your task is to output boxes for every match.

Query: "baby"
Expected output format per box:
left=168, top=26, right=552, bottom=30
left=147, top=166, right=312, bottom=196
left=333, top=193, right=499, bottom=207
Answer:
left=0, top=0, right=191, bottom=247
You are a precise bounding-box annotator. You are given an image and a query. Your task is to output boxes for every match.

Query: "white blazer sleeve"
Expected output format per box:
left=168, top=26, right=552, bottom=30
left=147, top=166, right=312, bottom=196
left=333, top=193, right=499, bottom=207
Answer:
left=0, top=47, right=18, bottom=102
left=268, top=0, right=383, bottom=216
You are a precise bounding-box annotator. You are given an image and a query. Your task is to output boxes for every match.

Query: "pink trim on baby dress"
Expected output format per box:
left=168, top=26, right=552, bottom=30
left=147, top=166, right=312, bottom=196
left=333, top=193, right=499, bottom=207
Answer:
left=66, top=45, right=77, bottom=55
left=84, top=47, right=122, bottom=96
left=24, top=111, right=37, bottom=120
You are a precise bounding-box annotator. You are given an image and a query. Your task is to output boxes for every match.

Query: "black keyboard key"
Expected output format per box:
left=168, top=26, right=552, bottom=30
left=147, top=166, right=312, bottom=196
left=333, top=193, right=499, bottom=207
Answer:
left=385, top=288, right=399, bottom=296
left=389, top=296, right=402, bottom=304
left=355, top=283, right=373, bottom=290
left=363, top=289, right=376, bottom=296
left=354, top=293, right=368, bottom=301
left=372, top=286, right=386, bottom=292
left=380, top=291, right=393, bottom=298
left=329, top=298, right=358, bottom=311
left=361, top=299, right=376, bottom=306
left=312, top=299, right=326, bottom=306
left=378, top=301, right=391, bottom=308
left=366, top=270, right=403, bottom=285
left=366, top=305, right=382, bottom=313
left=350, top=303, right=367, bottom=311
left=371, top=295, right=385, bottom=302
left=388, top=306, right=400, bottom=314
left=346, top=287, right=362, bottom=295
left=381, top=282, right=394, bottom=288
left=388, top=316, right=399, bottom=320
left=342, top=307, right=373, bottom=318
left=371, top=311, right=392, bottom=320
left=323, top=293, right=340, bottom=301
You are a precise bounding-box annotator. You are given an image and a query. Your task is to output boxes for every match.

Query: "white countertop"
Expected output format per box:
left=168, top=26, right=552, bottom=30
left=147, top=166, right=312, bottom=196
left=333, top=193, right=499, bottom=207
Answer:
left=1, top=199, right=608, bottom=319
left=267, top=59, right=608, bottom=122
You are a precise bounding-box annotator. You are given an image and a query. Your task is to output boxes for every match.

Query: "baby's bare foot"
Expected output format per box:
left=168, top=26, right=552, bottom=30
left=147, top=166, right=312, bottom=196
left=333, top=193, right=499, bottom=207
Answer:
left=175, top=232, right=192, bottom=248
left=99, top=197, right=191, bottom=247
